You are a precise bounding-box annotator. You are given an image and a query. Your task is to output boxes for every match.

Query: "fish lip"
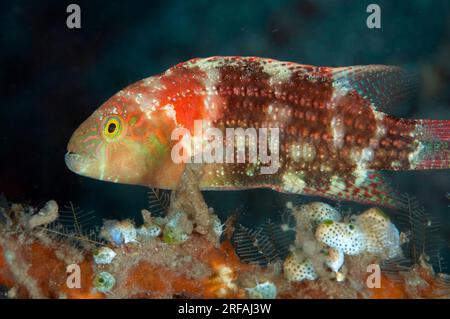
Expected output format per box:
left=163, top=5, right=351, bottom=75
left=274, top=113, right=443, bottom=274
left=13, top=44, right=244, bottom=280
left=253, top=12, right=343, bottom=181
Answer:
left=65, top=151, right=96, bottom=174
left=65, top=151, right=80, bottom=173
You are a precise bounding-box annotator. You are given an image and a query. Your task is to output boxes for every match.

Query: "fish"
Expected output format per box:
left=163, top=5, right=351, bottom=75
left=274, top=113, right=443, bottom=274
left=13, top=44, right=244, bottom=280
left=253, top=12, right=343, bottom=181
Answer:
left=65, top=56, right=449, bottom=209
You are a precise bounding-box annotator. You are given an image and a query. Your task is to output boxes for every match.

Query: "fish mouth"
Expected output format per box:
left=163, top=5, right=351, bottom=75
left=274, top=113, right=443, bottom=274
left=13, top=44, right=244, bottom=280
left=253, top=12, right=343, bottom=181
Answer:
left=65, top=151, right=98, bottom=175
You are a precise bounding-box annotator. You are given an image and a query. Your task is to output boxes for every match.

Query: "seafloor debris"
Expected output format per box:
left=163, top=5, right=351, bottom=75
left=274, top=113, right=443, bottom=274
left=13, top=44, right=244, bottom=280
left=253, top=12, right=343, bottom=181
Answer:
left=245, top=281, right=277, bottom=299
left=93, top=247, right=116, bottom=265
left=0, top=192, right=449, bottom=299
left=0, top=167, right=449, bottom=299
left=28, top=200, right=59, bottom=229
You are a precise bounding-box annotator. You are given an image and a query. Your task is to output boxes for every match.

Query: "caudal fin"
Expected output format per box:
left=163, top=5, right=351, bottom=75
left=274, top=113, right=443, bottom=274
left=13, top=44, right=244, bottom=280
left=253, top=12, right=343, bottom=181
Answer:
left=411, top=119, right=450, bottom=169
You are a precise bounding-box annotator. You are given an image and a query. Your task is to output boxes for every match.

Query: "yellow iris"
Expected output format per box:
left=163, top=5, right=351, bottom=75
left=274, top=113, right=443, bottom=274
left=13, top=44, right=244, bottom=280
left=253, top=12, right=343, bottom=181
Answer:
left=102, top=116, right=123, bottom=140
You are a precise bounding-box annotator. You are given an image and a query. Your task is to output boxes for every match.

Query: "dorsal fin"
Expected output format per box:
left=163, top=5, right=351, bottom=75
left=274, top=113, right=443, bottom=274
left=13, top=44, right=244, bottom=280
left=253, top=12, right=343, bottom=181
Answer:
left=332, top=65, right=419, bottom=113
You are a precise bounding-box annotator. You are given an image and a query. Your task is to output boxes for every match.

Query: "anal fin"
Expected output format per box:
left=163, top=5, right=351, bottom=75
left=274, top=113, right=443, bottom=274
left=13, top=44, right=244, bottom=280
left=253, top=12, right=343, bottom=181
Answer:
left=305, top=171, right=406, bottom=210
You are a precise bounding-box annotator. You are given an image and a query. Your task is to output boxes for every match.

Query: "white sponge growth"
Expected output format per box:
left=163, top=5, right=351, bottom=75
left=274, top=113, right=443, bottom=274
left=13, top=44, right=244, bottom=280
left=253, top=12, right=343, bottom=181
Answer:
left=246, top=281, right=277, bottom=299
left=323, top=247, right=345, bottom=273
left=93, top=247, right=117, bottom=265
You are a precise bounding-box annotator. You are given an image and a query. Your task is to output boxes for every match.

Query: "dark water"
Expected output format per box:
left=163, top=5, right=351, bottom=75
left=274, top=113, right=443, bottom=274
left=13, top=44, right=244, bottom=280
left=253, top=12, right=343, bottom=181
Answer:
left=1, top=0, right=449, bottom=268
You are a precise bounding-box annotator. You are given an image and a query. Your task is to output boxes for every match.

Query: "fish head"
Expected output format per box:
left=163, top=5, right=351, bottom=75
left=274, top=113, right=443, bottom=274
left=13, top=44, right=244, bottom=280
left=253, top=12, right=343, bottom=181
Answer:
left=65, top=79, right=183, bottom=187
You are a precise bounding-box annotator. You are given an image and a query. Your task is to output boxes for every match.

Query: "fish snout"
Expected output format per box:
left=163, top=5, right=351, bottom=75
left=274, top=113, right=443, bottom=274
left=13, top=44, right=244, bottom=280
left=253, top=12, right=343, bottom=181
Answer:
left=65, top=151, right=89, bottom=174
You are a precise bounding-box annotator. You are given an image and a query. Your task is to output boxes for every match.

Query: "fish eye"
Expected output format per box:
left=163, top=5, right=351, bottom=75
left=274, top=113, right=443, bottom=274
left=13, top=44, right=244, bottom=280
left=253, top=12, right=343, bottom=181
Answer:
left=102, top=115, right=124, bottom=140
left=108, top=122, right=116, bottom=134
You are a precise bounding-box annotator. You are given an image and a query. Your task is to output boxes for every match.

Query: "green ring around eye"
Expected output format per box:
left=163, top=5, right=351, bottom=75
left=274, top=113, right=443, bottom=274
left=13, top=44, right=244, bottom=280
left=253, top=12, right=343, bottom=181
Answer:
left=102, top=115, right=123, bottom=140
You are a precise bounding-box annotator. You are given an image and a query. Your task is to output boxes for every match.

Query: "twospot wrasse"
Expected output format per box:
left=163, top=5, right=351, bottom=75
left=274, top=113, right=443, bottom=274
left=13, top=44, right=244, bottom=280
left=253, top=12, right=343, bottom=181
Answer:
left=66, top=57, right=449, bottom=209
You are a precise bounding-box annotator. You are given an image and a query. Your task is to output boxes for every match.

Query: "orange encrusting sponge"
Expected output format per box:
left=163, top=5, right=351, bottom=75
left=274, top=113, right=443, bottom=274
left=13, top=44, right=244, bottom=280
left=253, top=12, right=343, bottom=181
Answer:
left=0, top=236, right=104, bottom=299
left=0, top=234, right=447, bottom=299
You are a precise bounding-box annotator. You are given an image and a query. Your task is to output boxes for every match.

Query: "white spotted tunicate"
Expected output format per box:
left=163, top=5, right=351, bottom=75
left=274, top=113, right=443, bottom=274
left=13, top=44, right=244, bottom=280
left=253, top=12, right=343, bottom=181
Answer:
left=299, top=202, right=342, bottom=227
left=315, top=220, right=366, bottom=256
left=283, top=253, right=317, bottom=282
left=355, top=207, right=401, bottom=259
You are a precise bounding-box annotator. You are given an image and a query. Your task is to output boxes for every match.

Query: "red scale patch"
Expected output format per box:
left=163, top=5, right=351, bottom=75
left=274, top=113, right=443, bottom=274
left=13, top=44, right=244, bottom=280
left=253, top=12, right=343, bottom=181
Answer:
left=157, top=65, right=207, bottom=132
left=370, top=115, right=415, bottom=170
